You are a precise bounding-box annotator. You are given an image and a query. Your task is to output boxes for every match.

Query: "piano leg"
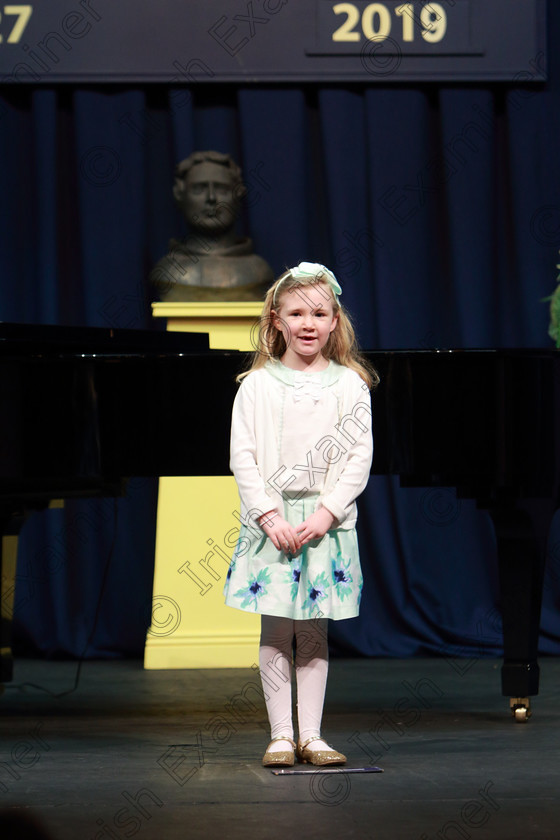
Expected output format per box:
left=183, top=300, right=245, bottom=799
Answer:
left=1, top=509, right=26, bottom=685
left=490, top=500, right=551, bottom=721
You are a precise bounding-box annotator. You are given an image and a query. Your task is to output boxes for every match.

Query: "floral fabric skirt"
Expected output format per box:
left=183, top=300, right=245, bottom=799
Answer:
left=223, top=494, right=363, bottom=621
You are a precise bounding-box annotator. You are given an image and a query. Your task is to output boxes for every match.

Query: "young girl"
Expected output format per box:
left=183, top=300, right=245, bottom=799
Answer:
left=223, top=262, right=377, bottom=767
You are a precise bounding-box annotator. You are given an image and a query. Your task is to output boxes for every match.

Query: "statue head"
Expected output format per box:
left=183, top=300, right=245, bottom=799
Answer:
left=151, top=150, right=274, bottom=301
left=173, top=151, right=247, bottom=238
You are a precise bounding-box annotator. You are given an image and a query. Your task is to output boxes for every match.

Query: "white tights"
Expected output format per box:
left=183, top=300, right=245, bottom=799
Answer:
left=258, top=615, right=329, bottom=744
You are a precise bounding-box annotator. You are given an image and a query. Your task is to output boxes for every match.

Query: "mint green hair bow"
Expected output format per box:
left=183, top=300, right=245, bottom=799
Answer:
left=274, top=262, right=342, bottom=305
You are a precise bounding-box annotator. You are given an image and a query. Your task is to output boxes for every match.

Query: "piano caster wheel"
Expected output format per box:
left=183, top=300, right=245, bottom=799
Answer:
left=510, top=697, right=531, bottom=722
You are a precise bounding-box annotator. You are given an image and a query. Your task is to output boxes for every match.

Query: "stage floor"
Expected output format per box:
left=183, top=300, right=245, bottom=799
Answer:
left=0, top=656, right=559, bottom=839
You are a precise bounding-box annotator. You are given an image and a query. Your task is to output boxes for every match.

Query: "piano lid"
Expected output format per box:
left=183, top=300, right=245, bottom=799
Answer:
left=0, top=321, right=211, bottom=356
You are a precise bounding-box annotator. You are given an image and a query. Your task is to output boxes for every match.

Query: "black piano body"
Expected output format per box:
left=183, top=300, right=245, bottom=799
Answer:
left=0, top=321, right=236, bottom=682
left=366, top=348, right=560, bottom=720
left=1, top=325, right=558, bottom=719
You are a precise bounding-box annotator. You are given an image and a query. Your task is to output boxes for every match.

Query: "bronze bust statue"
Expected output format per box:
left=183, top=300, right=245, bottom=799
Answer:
left=150, top=151, right=273, bottom=302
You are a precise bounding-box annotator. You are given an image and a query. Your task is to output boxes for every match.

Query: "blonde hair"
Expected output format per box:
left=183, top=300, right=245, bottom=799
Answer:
left=238, top=268, right=379, bottom=389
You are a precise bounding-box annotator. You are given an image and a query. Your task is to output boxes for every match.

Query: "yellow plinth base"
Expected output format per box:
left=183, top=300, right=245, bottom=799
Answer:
left=144, top=301, right=263, bottom=669
left=144, top=476, right=260, bottom=669
left=1, top=535, right=18, bottom=635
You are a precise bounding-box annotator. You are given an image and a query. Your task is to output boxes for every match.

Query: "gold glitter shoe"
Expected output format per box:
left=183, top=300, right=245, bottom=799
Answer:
left=296, top=736, right=347, bottom=766
left=262, top=736, right=296, bottom=767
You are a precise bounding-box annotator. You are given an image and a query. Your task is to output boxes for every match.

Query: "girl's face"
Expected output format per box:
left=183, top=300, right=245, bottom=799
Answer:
left=272, top=282, right=339, bottom=369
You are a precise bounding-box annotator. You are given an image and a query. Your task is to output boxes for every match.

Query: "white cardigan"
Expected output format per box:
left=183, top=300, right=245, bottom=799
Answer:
left=230, top=360, right=373, bottom=530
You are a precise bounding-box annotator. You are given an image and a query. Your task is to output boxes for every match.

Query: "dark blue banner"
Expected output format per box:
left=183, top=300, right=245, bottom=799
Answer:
left=0, top=0, right=547, bottom=83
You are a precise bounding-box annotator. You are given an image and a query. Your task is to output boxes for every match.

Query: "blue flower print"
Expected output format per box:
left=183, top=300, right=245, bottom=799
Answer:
left=302, top=571, right=330, bottom=615
left=287, top=565, right=301, bottom=601
left=234, top=568, right=271, bottom=611
left=332, top=553, right=353, bottom=600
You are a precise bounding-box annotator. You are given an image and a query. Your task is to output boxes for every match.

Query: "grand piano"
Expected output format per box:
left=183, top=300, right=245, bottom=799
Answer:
left=1, top=323, right=559, bottom=720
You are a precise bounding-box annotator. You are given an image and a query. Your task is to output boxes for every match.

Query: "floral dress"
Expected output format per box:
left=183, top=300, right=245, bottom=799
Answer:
left=223, top=361, right=372, bottom=621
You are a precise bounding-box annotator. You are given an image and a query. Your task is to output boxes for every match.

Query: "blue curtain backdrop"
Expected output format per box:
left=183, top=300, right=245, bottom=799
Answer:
left=2, top=8, right=560, bottom=662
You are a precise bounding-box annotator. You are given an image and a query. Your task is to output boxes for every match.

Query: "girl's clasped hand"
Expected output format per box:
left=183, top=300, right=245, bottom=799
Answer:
left=259, top=507, right=336, bottom=554
left=259, top=511, right=300, bottom=553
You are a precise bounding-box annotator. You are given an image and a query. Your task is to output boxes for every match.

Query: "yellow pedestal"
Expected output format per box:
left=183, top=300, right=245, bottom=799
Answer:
left=144, top=301, right=263, bottom=669
left=151, top=301, right=263, bottom=350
